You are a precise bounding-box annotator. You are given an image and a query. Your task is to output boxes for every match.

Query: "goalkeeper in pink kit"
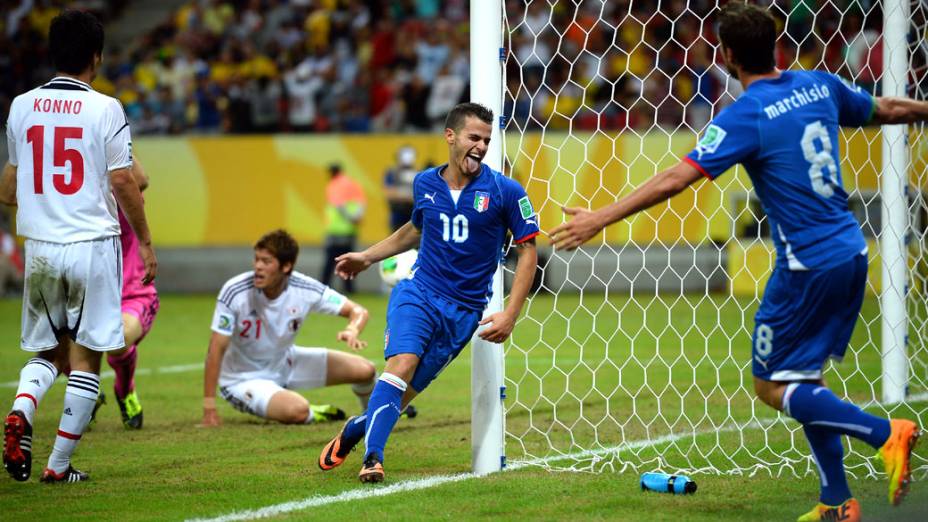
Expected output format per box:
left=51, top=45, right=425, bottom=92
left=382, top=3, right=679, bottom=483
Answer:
left=93, top=159, right=159, bottom=429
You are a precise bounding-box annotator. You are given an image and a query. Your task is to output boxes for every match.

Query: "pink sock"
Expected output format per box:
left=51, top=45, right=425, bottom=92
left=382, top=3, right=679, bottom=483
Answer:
left=107, top=345, right=137, bottom=400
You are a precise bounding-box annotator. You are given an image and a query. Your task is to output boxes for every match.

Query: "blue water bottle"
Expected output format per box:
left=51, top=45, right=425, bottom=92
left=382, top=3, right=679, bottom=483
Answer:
left=640, top=472, right=697, bottom=494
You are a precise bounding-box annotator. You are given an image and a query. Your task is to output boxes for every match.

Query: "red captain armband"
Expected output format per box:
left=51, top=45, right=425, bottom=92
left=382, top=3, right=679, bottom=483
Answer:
left=682, top=157, right=713, bottom=181
left=515, top=231, right=540, bottom=244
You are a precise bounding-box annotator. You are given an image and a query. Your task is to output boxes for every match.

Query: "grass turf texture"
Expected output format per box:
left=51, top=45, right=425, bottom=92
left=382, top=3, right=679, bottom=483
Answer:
left=0, top=293, right=925, bottom=521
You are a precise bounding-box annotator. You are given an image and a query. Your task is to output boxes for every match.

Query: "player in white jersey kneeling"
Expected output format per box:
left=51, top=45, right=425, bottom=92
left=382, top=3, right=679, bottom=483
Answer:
left=201, top=229, right=382, bottom=427
left=1, top=10, right=156, bottom=483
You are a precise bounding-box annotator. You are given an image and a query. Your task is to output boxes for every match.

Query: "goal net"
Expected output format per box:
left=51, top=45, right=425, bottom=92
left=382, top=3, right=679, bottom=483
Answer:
left=499, top=0, right=928, bottom=478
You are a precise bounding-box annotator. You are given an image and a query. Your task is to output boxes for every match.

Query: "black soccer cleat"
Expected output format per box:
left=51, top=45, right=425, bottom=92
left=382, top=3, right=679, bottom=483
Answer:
left=39, top=465, right=89, bottom=484
left=401, top=404, right=418, bottom=419
left=3, top=410, right=33, bottom=482
left=116, top=391, right=144, bottom=430
left=89, top=390, right=106, bottom=426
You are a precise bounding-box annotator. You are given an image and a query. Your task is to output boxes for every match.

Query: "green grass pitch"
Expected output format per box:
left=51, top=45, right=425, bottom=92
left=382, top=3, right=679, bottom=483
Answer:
left=0, top=293, right=925, bottom=520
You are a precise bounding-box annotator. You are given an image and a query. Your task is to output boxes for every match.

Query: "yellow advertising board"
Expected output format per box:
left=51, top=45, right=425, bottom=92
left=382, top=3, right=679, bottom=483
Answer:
left=137, top=129, right=926, bottom=247
left=130, top=129, right=926, bottom=294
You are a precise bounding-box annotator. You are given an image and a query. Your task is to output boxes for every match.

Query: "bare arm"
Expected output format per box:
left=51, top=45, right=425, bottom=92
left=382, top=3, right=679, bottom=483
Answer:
left=478, top=239, right=538, bottom=343
left=201, top=332, right=231, bottom=427
left=550, top=161, right=704, bottom=250
left=870, top=96, right=928, bottom=126
left=110, top=166, right=157, bottom=283
left=335, top=298, right=370, bottom=350
left=131, top=157, right=149, bottom=192
left=0, top=163, right=15, bottom=205
left=334, top=221, right=422, bottom=280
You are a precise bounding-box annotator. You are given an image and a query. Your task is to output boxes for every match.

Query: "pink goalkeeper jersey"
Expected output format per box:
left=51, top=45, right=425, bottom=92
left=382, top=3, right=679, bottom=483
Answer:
left=118, top=205, right=157, bottom=300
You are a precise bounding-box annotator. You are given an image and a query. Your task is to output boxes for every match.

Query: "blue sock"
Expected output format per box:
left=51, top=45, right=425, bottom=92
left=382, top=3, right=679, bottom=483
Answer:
left=783, top=383, right=891, bottom=449
left=363, top=373, right=407, bottom=463
left=342, top=414, right=366, bottom=441
left=803, top=424, right=852, bottom=506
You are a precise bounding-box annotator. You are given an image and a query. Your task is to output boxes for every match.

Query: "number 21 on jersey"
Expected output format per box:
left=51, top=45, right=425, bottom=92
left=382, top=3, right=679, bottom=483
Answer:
left=26, top=125, right=85, bottom=195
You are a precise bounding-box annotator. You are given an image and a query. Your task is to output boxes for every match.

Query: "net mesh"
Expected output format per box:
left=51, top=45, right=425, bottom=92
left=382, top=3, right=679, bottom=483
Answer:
left=500, top=0, right=928, bottom=478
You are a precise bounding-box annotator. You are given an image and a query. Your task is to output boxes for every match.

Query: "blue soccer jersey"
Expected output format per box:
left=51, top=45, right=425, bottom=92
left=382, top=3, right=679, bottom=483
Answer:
left=409, top=163, right=540, bottom=310
left=685, top=70, right=874, bottom=270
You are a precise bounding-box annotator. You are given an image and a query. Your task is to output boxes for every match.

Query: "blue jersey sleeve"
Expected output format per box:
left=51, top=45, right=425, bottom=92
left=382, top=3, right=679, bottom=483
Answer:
left=684, top=99, right=761, bottom=179
left=410, top=173, right=424, bottom=229
left=503, top=178, right=540, bottom=243
left=820, top=72, right=875, bottom=127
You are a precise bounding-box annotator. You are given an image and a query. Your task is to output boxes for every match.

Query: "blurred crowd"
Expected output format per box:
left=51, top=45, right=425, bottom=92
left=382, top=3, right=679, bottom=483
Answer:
left=504, top=0, right=917, bottom=132
left=1, top=0, right=925, bottom=136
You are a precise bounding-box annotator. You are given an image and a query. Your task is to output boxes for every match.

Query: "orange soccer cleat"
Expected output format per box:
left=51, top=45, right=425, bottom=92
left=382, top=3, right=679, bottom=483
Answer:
left=879, top=418, right=921, bottom=506
left=796, top=497, right=860, bottom=522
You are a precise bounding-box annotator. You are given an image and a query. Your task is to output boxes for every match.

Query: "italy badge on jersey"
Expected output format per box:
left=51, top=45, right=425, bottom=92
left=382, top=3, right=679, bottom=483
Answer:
left=474, top=191, right=490, bottom=213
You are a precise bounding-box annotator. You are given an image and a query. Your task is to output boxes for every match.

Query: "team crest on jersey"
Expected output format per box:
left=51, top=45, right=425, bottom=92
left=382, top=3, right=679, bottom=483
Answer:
left=695, top=124, right=727, bottom=159
left=474, top=192, right=490, bottom=213
left=288, top=306, right=299, bottom=316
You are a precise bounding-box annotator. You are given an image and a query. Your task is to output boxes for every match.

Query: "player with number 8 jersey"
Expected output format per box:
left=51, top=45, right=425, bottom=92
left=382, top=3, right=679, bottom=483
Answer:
left=551, top=4, right=928, bottom=520
left=1, top=10, right=155, bottom=484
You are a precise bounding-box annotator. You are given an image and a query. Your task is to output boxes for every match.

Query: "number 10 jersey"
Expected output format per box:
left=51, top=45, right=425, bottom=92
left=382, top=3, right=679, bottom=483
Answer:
left=6, top=76, right=133, bottom=244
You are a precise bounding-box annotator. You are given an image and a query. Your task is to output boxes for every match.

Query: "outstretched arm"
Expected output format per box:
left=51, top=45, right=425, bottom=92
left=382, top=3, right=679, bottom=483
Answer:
left=550, top=161, right=704, bottom=250
left=0, top=163, right=15, bottom=205
left=336, top=298, right=370, bottom=350
left=334, top=221, right=421, bottom=280
left=870, top=97, right=928, bottom=125
left=201, top=332, right=231, bottom=427
left=478, top=239, right=537, bottom=343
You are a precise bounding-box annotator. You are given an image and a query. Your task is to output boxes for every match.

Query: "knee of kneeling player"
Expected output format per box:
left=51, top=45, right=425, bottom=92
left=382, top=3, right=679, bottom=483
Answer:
left=284, top=402, right=310, bottom=424
left=359, top=360, right=376, bottom=383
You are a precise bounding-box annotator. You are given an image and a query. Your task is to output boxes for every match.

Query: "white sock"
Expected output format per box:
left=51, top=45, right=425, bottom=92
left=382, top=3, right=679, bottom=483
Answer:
left=352, top=376, right=376, bottom=410
left=12, top=358, right=58, bottom=425
left=47, top=371, right=99, bottom=474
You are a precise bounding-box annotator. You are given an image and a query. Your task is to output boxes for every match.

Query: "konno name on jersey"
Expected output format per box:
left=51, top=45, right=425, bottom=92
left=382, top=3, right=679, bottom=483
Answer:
left=763, top=84, right=831, bottom=120
left=32, top=97, right=84, bottom=114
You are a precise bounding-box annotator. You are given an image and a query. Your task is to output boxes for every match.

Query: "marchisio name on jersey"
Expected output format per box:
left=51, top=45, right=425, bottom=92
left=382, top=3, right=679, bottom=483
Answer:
left=762, top=83, right=830, bottom=119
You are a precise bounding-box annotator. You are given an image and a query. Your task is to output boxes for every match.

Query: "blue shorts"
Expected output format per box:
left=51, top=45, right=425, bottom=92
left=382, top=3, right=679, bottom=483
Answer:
left=384, top=280, right=482, bottom=393
left=752, top=254, right=867, bottom=381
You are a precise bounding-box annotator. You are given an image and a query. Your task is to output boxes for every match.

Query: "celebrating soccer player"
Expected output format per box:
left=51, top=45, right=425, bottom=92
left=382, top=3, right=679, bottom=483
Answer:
left=201, top=229, right=377, bottom=427
left=317, top=102, right=539, bottom=483
left=551, top=4, right=925, bottom=521
left=1, top=10, right=156, bottom=483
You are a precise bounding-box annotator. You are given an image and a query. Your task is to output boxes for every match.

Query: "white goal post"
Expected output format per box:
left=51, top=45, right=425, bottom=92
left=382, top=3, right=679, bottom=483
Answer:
left=471, top=0, right=927, bottom=478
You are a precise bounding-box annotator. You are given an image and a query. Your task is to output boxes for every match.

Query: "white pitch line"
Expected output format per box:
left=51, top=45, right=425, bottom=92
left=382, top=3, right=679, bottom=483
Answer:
left=188, top=390, right=928, bottom=522
left=186, top=419, right=766, bottom=522
left=1, top=362, right=205, bottom=388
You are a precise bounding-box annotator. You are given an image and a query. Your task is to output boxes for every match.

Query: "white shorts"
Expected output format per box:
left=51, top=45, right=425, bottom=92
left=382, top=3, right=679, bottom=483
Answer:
left=21, top=237, right=124, bottom=351
left=219, top=346, right=328, bottom=418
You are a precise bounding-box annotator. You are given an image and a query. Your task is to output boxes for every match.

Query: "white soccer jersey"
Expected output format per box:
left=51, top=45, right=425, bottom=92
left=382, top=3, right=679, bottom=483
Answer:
left=210, top=271, right=348, bottom=386
left=6, top=77, right=133, bottom=243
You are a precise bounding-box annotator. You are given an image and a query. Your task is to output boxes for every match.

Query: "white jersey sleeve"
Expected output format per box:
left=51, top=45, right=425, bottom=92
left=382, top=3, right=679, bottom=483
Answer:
left=211, top=300, right=236, bottom=336
left=313, top=287, right=348, bottom=315
left=290, top=272, right=346, bottom=315
left=6, top=119, right=16, bottom=166
left=104, top=99, right=132, bottom=171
